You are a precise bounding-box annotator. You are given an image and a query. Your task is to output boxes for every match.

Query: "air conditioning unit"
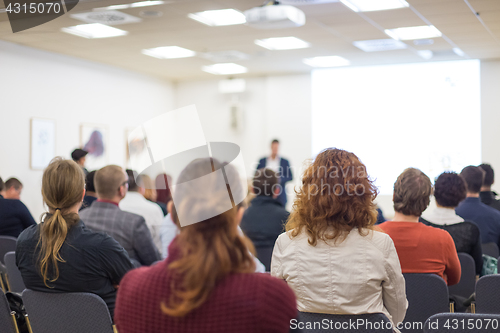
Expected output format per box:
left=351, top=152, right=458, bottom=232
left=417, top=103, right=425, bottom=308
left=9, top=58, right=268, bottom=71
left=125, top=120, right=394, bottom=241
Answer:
left=244, top=4, right=305, bottom=29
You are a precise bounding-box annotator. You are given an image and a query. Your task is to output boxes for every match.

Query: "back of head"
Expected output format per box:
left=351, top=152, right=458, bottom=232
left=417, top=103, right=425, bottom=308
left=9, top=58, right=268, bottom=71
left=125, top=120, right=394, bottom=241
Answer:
left=479, top=163, right=494, bottom=188
left=126, top=169, right=139, bottom=192
left=40, top=157, right=85, bottom=287
left=165, top=158, right=255, bottom=317
left=0, top=177, right=4, bottom=192
left=5, top=177, right=22, bottom=190
left=434, top=172, right=467, bottom=208
left=393, top=168, right=432, bottom=216
left=155, top=173, right=172, bottom=205
left=253, top=168, right=279, bottom=197
left=287, top=148, right=378, bottom=246
left=460, top=165, right=484, bottom=194
left=95, top=165, right=125, bottom=200
left=85, top=171, right=97, bottom=193
left=140, top=174, right=156, bottom=201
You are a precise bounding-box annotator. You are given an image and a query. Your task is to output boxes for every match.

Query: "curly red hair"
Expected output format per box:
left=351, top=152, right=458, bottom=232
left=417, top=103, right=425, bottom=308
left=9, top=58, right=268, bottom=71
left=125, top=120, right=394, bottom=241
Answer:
left=286, top=148, right=378, bottom=246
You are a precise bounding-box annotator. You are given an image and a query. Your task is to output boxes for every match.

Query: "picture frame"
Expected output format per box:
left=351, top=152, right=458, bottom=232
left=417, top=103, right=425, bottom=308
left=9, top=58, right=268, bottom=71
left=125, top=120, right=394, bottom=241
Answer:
left=80, top=123, right=109, bottom=171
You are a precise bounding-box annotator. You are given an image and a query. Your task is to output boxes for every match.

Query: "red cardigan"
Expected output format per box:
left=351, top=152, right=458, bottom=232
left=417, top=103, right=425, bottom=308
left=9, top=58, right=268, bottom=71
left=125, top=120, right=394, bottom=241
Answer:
left=115, top=244, right=297, bottom=333
left=379, top=221, right=461, bottom=285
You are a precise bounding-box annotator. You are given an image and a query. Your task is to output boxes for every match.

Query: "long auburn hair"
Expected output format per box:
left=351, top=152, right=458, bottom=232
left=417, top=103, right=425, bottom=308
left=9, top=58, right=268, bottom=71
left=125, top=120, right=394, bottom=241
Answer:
left=38, top=157, right=84, bottom=287
left=162, top=158, right=255, bottom=317
left=286, top=148, right=378, bottom=246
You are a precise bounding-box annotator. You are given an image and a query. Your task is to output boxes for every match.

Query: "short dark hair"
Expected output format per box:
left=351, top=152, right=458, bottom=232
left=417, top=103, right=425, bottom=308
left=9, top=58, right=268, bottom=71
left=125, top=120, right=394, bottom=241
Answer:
left=434, top=172, right=467, bottom=208
left=460, top=166, right=484, bottom=194
left=126, top=169, right=140, bottom=192
left=393, top=168, right=432, bottom=216
left=253, top=168, right=279, bottom=197
left=271, top=139, right=279, bottom=145
left=0, top=177, right=4, bottom=192
left=85, top=171, right=96, bottom=192
left=5, top=178, right=22, bottom=190
left=479, top=163, right=494, bottom=187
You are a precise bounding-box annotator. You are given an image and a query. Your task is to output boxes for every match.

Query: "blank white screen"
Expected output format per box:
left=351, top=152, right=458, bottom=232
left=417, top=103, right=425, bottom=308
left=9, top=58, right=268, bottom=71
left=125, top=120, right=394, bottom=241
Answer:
left=312, top=60, right=481, bottom=195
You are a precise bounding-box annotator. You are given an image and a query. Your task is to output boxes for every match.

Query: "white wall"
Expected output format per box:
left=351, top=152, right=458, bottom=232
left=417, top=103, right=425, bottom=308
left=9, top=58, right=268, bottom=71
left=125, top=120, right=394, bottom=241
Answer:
left=0, top=40, right=174, bottom=219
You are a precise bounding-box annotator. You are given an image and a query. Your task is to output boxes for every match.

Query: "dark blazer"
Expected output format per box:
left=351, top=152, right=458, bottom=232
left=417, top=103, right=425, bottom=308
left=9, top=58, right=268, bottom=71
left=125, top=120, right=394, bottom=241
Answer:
left=480, top=191, right=500, bottom=212
left=0, top=195, right=36, bottom=238
left=241, top=195, right=289, bottom=248
left=257, top=157, right=293, bottom=207
left=80, top=201, right=161, bottom=266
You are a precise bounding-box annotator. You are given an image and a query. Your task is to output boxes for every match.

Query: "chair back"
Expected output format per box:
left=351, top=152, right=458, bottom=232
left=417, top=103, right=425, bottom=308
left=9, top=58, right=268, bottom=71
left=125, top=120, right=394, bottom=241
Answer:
left=22, top=289, right=115, bottom=333
left=290, top=312, right=392, bottom=333
left=475, top=275, right=500, bottom=314
left=0, top=236, right=17, bottom=265
left=424, top=313, right=500, bottom=332
left=481, top=243, right=499, bottom=258
left=255, top=246, right=274, bottom=272
left=402, top=273, right=450, bottom=333
left=0, top=289, right=19, bottom=333
left=448, top=252, right=476, bottom=299
left=4, top=252, right=25, bottom=293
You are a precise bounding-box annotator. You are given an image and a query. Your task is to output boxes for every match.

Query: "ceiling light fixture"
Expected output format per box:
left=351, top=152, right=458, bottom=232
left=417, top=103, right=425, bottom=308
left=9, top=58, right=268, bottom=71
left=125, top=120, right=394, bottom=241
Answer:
left=417, top=50, right=433, bottom=60
left=340, top=0, right=409, bottom=12
left=142, top=46, right=196, bottom=59
left=453, top=47, right=466, bottom=57
left=303, top=56, right=350, bottom=67
left=202, top=63, right=248, bottom=75
left=255, top=36, right=310, bottom=50
left=95, top=1, right=166, bottom=11
left=188, top=9, right=246, bottom=26
left=353, top=39, right=407, bottom=52
left=61, top=23, right=128, bottom=38
left=385, top=25, right=442, bottom=40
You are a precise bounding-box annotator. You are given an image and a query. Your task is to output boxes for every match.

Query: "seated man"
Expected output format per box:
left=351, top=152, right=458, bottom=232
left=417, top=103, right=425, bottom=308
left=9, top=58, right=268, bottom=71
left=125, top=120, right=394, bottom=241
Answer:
left=379, top=168, right=461, bottom=286
left=241, top=168, right=289, bottom=249
left=479, top=163, right=500, bottom=212
left=0, top=177, right=36, bottom=237
left=80, top=165, right=161, bottom=266
left=80, top=170, right=97, bottom=211
left=2, top=177, right=23, bottom=200
left=456, top=165, right=500, bottom=249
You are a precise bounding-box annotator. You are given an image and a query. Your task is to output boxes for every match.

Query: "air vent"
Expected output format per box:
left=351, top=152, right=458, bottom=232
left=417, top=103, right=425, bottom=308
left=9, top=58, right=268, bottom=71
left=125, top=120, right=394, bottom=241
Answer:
left=70, top=10, right=142, bottom=25
left=140, top=10, right=163, bottom=18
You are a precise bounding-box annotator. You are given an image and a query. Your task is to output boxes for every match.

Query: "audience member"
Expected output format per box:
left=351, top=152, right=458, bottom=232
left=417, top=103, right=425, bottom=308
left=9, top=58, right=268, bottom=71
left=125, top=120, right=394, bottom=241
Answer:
left=479, top=163, right=500, bottom=211
left=257, top=139, right=293, bottom=207
left=115, top=158, right=296, bottom=333
left=71, top=148, right=89, bottom=176
left=241, top=168, right=288, bottom=249
left=155, top=173, right=172, bottom=206
left=379, top=168, right=461, bottom=285
left=271, top=148, right=407, bottom=326
left=0, top=176, right=36, bottom=237
left=80, top=170, right=97, bottom=211
left=141, top=174, right=167, bottom=216
left=2, top=177, right=23, bottom=199
left=16, top=158, right=133, bottom=318
left=120, top=170, right=164, bottom=251
left=80, top=165, right=161, bottom=266
left=456, top=165, right=500, bottom=249
left=421, top=172, right=483, bottom=275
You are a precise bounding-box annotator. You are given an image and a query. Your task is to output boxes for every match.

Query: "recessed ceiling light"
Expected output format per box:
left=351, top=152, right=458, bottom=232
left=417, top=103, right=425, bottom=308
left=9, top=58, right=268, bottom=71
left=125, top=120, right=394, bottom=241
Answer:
left=95, top=1, right=166, bottom=11
left=142, top=46, right=196, bottom=59
left=303, top=56, right=350, bottom=68
left=202, top=63, right=248, bottom=75
left=385, top=25, right=442, bottom=40
left=61, top=23, right=128, bottom=38
left=353, top=39, right=407, bottom=52
left=453, top=47, right=466, bottom=57
left=188, top=9, right=246, bottom=26
left=255, top=37, right=310, bottom=50
left=417, top=50, right=433, bottom=60
left=340, top=0, right=409, bottom=12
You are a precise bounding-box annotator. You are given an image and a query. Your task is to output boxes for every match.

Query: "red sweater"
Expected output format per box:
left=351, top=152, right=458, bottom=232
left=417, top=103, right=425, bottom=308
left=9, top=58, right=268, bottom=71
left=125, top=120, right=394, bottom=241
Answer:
left=115, top=246, right=297, bottom=333
left=378, top=221, right=461, bottom=285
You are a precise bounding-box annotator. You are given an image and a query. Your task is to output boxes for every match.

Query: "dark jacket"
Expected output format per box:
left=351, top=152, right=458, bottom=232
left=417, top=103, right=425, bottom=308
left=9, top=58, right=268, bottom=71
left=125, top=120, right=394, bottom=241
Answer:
left=257, top=157, right=293, bottom=207
left=240, top=195, right=289, bottom=248
left=16, top=220, right=134, bottom=318
left=0, top=195, right=36, bottom=238
left=480, top=191, right=500, bottom=212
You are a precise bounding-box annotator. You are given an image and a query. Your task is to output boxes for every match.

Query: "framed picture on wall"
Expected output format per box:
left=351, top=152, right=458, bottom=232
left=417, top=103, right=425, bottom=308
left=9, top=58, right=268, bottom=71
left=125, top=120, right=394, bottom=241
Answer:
left=80, top=124, right=109, bottom=171
left=30, top=118, right=56, bottom=170
left=125, top=127, right=150, bottom=171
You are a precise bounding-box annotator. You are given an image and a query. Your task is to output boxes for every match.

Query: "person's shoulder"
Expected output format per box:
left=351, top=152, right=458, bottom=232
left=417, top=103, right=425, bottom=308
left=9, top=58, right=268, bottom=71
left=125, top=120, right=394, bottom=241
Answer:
left=118, top=209, right=146, bottom=223
left=7, top=199, right=29, bottom=210
left=17, top=223, right=39, bottom=242
left=228, top=273, right=295, bottom=298
left=120, top=262, right=164, bottom=292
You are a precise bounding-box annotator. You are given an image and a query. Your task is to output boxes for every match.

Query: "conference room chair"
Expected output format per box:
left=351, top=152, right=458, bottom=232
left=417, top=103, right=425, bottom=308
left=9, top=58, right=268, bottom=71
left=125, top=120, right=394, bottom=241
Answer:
left=289, top=311, right=392, bottom=333
left=448, top=253, right=476, bottom=300
left=0, top=236, right=16, bottom=292
left=424, top=313, right=500, bottom=332
left=0, top=289, right=20, bottom=333
left=475, top=275, right=500, bottom=314
left=255, top=246, right=274, bottom=272
left=481, top=243, right=499, bottom=258
left=4, top=252, right=25, bottom=294
left=22, top=289, right=117, bottom=333
left=401, top=273, right=451, bottom=333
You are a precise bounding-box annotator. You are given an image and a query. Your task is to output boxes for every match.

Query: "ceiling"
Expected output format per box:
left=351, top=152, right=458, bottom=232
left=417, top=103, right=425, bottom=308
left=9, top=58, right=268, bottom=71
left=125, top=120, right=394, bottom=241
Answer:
left=0, top=0, right=499, bottom=81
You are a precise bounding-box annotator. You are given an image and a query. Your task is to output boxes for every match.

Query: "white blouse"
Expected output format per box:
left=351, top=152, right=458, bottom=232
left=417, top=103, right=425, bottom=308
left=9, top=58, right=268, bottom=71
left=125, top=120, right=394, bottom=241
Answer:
left=271, top=228, right=408, bottom=325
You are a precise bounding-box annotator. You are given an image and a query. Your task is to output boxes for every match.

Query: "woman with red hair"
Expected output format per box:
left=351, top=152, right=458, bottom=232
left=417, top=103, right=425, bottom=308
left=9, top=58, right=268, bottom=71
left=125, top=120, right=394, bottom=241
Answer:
left=271, top=148, right=407, bottom=327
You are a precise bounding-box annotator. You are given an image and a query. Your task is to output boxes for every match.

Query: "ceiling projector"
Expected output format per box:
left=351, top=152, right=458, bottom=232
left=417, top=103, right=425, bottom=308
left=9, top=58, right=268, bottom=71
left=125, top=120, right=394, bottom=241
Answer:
left=244, top=4, right=306, bottom=29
